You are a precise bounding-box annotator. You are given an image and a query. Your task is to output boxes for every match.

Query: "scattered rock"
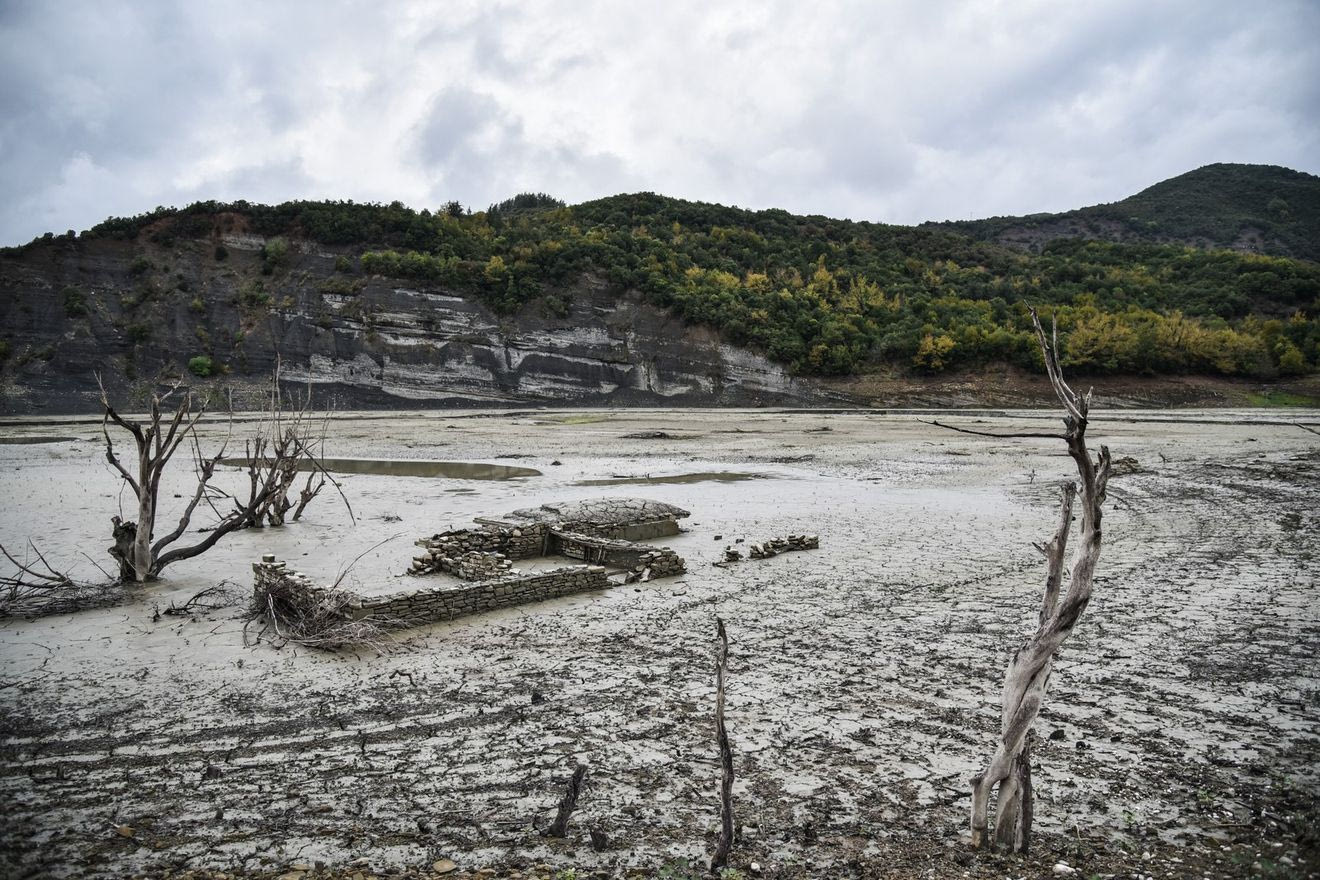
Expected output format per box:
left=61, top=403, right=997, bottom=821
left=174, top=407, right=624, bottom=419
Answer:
left=721, top=534, right=819, bottom=563
left=432, top=858, right=457, bottom=874
left=1053, top=863, right=1076, bottom=876
left=1111, top=456, right=1144, bottom=475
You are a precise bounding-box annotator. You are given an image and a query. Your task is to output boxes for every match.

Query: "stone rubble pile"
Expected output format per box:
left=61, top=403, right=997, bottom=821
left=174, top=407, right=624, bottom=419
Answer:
left=412, top=524, right=546, bottom=567
left=623, top=548, right=687, bottom=583
left=723, top=534, right=820, bottom=563
left=411, top=548, right=515, bottom=580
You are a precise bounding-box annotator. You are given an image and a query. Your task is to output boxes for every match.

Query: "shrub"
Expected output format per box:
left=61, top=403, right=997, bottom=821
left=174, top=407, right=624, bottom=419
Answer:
left=260, top=237, right=288, bottom=274
left=189, top=296, right=206, bottom=313
left=126, top=324, right=151, bottom=345
left=334, top=255, right=353, bottom=273
left=187, top=355, right=213, bottom=377
left=239, top=281, right=271, bottom=308
left=0, top=340, right=10, bottom=361
left=61, top=287, right=88, bottom=317
left=214, top=244, right=228, bottom=261
left=128, top=256, right=151, bottom=275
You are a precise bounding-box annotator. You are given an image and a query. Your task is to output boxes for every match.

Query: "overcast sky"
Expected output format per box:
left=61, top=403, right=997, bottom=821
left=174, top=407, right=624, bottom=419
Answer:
left=1, top=0, right=1317, bottom=245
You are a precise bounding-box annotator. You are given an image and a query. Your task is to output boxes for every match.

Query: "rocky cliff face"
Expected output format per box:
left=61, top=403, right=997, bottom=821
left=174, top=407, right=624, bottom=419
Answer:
left=0, top=233, right=840, bottom=413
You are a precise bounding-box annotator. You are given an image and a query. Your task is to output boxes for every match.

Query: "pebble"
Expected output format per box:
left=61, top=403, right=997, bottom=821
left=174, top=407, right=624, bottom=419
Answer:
left=1053, top=864, right=1076, bottom=876
left=432, top=859, right=457, bottom=874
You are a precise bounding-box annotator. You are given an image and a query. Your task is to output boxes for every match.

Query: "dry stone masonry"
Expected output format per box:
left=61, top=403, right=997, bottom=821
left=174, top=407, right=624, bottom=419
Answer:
left=722, top=534, right=819, bottom=563
left=253, top=554, right=609, bottom=626
left=482, top=497, right=690, bottom=541
left=253, top=497, right=691, bottom=631
left=411, top=497, right=689, bottom=581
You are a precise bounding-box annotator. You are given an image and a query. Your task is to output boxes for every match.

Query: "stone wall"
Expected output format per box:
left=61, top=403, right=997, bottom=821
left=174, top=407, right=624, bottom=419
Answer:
left=252, top=555, right=330, bottom=606
left=410, top=523, right=548, bottom=575
left=353, top=565, right=609, bottom=622
left=411, top=517, right=687, bottom=582
left=550, top=530, right=686, bottom=581
left=252, top=554, right=609, bottom=627
left=576, top=518, right=683, bottom=541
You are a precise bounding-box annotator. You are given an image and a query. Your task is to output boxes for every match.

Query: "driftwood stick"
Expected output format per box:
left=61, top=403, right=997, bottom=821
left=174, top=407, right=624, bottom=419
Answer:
left=543, top=764, right=587, bottom=838
left=711, top=617, right=735, bottom=872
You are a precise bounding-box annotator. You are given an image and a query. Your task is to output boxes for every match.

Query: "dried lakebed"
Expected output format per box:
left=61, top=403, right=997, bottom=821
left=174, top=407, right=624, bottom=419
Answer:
left=0, top=409, right=1317, bottom=879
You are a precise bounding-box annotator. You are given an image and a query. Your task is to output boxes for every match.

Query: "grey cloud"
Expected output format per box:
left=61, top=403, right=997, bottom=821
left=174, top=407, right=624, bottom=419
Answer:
left=0, top=0, right=1317, bottom=244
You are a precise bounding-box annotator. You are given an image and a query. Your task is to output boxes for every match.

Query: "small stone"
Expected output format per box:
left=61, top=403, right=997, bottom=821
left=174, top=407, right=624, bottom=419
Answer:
left=432, top=858, right=457, bottom=874
left=114, top=825, right=135, bottom=838
left=1052, top=864, right=1076, bottom=876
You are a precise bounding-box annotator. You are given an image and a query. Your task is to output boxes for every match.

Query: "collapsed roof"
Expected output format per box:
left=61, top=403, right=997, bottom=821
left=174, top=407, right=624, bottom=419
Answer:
left=495, top=497, right=691, bottom=528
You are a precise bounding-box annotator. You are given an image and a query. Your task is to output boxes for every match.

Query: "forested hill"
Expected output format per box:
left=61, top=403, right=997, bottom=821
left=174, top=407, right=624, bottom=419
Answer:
left=931, top=164, right=1320, bottom=263
left=2, top=165, right=1319, bottom=399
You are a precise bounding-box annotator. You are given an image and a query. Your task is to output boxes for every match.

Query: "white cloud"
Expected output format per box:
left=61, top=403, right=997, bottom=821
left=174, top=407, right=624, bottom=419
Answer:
left=0, top=0, right=1316, bottom=244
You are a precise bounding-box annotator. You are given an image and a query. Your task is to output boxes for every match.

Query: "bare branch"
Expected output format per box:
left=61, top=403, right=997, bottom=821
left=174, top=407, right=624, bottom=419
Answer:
left=923, top=419, right=1067, bottom=441
left=1, top=541, right=121, bottom=619
left=331, top=534, right=403, bottom=590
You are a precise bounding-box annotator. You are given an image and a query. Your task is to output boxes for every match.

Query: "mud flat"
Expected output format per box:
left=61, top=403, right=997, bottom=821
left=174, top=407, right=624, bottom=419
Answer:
left=1, top=409, right=1317, bottom=879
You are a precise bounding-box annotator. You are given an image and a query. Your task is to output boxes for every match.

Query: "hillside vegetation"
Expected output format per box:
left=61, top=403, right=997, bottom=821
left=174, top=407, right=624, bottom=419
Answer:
left=934, top=164, right=1320, bottom=262
left=10, top=165, right=1320, bottom=382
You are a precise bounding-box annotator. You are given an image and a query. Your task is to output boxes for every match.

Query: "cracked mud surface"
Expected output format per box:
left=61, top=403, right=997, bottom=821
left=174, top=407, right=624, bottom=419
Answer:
left=1, top=409, right=1318, bottom=878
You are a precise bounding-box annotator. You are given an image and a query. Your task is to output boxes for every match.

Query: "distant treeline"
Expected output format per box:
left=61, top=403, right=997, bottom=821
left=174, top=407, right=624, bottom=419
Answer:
left=37, top=190, right=1320, bottom=379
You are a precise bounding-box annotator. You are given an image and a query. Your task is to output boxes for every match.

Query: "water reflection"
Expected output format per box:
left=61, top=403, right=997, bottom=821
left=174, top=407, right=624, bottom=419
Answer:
left=223, top=458, right=541, bottom=480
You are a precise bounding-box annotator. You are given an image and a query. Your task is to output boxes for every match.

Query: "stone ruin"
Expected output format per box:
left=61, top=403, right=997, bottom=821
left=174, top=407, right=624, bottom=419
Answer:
left=721, top=534, right=819, bottom=563
left=252, top=497, right=690, bottom=629
left=411, top=497, right=690, bottom=584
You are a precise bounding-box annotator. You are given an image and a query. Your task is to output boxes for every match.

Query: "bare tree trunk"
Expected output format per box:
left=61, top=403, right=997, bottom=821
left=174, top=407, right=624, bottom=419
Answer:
left=966, top=310, right=1112, bottom=853
left=711, top=617, right=735, bottom=872
left=543, top=764, right=587, bottom=838
left=108, top=517, right=137, bottom=582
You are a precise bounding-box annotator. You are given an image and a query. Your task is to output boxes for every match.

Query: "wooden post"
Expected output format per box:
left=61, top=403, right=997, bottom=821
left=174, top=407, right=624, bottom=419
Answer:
left=710, top=617, right=735, bottom=872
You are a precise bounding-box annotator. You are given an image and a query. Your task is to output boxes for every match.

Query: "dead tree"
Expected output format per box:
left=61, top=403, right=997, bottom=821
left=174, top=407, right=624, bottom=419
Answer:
left=543, top=764, right=587, bottom=838
left=99, top=372, right=343, bottom=582
left=237, top=371, right=339, bottom=529
left=710, top=617, right=735, bottom=872
left=952, top=309, right=1113, bottom=852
